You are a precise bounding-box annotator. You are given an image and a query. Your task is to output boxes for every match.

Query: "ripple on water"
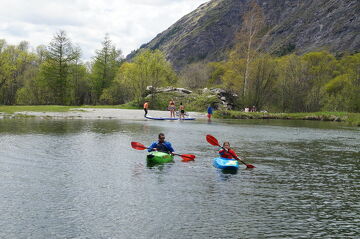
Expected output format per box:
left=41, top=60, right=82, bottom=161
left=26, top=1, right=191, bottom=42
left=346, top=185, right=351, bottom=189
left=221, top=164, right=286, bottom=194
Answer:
left=0, top=118, right=359, bottom=238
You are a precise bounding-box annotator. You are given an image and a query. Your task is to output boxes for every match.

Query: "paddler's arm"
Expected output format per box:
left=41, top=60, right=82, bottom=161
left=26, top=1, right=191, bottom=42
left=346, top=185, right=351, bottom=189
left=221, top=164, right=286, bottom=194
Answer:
left=229, top=149, right=242, bottom=161
left=147, top=142, right=157, bottom=152
left=219, top=149, right=226, bottom=156
left=165, top=142, right=175, bottom=155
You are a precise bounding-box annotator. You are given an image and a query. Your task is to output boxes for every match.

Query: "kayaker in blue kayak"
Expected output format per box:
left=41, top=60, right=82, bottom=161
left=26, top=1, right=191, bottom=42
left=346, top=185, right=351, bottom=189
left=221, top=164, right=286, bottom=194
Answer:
left=148, top=133, right=175, bottom=154
left=219, top=142, right=239, bottom=159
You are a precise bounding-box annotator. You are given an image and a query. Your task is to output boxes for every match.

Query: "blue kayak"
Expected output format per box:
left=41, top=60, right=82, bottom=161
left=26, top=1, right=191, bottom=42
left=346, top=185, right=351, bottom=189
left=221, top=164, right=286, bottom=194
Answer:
left=213, top=157, right=239, bottom=170
left=145, top=116, right=196, bottom=120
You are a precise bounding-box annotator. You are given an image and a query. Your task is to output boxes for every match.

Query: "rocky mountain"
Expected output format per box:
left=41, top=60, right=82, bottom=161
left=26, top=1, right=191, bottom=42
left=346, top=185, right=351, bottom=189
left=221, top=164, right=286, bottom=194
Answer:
left=129, top=0, right=360, bottom=70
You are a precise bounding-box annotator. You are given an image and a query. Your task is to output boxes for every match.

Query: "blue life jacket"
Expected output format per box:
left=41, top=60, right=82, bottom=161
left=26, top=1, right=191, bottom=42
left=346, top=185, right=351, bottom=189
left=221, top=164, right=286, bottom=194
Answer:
left=148, top=141, right=174, bottom=153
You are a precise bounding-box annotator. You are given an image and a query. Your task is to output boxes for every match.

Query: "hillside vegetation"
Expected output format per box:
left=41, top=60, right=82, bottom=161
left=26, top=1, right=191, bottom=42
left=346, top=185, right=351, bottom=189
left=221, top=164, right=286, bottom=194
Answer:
left=0, top=0, right=359, bottom=120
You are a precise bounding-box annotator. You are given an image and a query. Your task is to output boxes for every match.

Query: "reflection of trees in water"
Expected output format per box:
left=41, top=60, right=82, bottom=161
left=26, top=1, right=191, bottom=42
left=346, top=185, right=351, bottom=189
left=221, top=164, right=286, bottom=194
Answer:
left=0, top=118, right=86, bottom=135
left=0, top=119, right=147, bottom=135
left=89, top=120, right=141, bottom=134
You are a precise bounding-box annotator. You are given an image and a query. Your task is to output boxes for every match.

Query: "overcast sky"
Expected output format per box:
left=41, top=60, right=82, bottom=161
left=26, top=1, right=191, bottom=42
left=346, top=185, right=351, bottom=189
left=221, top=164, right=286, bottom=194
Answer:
left=0, top=0, right=209, bottom=60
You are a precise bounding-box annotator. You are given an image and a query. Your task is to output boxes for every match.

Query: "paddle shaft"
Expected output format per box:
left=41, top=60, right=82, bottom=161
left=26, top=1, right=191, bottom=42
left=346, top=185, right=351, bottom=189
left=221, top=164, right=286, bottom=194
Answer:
left=131, top=142, right=194, bottom=161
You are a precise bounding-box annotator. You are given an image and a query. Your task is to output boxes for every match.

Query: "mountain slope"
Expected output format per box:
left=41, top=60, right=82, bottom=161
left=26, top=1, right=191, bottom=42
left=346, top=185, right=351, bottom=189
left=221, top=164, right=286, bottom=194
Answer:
left=132, top=0, right=360, bottom=70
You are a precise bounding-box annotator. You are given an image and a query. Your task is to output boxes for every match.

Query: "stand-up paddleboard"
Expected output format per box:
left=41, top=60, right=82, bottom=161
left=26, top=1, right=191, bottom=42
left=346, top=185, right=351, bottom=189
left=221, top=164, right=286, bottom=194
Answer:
left=145, top=116, right=196, bottom=120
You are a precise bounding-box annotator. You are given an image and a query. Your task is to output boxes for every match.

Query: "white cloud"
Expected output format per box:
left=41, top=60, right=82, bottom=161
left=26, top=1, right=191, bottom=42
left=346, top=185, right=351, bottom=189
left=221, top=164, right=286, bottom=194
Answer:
left=0, top=0, right=209, bottom=60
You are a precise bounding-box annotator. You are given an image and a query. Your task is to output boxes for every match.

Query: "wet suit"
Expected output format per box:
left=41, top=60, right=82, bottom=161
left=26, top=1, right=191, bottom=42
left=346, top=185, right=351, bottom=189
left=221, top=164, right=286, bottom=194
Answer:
left=148, top=141, right=175, bottom=154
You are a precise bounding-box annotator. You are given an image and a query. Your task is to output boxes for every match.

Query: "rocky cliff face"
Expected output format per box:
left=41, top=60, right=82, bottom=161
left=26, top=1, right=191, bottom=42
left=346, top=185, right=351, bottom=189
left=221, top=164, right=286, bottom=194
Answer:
left=130, top=0, right=360, bottom=70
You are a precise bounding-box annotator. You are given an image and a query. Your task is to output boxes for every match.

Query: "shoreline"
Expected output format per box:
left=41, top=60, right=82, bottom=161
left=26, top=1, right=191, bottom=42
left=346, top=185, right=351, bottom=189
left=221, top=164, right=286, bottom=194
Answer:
left=0, top=106, right=359, bottom=126
left=0, top=107, right=206, bottom=120
left=215, top=110, right=360, bottom=126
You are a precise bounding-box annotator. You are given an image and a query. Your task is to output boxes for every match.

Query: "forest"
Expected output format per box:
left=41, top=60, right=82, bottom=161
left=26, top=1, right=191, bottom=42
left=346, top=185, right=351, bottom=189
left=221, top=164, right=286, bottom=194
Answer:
left=0, top=30, right=359, bottom=113
left=1, top=0, right=358, bottom=113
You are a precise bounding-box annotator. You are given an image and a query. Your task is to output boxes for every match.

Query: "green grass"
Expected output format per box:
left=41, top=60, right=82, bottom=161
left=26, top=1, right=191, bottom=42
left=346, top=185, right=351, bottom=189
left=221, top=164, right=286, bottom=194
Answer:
left=215, top=110, right=360, bottom=126
left=79, top=103, right=139, bottom=110
left=0, top=105, right=74, bottom=114
left=0, top=104, right=140, bottom=114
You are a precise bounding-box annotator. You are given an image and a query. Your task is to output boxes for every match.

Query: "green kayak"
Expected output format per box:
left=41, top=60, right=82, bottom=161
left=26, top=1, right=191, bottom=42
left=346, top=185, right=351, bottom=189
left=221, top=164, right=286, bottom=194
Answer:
left=146, top=151, right=174, bottom=164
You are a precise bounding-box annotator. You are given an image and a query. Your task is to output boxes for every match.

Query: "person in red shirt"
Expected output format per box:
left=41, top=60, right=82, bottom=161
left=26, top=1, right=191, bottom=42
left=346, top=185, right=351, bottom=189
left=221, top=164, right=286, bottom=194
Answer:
left=219, top=142, right=239, bottom=159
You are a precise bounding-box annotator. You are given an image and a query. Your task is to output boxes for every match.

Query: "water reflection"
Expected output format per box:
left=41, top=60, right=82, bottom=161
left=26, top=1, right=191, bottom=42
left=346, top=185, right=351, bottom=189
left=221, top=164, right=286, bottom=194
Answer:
left=216, top=169, right=237, bottom=181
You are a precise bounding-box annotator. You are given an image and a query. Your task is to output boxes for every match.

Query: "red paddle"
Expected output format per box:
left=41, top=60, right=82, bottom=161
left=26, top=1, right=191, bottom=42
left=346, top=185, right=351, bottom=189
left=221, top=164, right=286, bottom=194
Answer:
left=206, top=134, right=255, bottom=168
left=131, top=141, right=195, bottom=162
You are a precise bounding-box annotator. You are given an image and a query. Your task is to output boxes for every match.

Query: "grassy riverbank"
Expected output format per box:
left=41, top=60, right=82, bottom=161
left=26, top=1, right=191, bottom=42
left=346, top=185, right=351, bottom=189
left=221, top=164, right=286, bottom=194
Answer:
left=215, top=110, right=360, bottom=126
left=0, top=104, right=138, bottom=114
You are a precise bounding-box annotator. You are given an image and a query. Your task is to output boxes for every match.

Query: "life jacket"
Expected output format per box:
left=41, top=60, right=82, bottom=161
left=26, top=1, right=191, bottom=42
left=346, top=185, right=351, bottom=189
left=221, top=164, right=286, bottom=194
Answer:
left=156, top=142, right=171, bottom=153
left=219, top=149, right=238, bottom=159
left=143, top=102, right=148, bottom=109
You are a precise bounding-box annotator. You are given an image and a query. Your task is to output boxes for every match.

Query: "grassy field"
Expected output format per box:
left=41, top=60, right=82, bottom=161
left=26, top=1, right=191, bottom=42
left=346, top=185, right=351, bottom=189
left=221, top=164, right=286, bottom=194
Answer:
left=0, top=104, right=139, bottom=114
left=215, top=110, right=360, bottom=126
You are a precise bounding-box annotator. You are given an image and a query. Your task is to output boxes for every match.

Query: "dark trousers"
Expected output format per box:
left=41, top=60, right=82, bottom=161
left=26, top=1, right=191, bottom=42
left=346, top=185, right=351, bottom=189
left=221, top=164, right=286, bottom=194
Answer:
left=144, top=108, right=148, bottom=116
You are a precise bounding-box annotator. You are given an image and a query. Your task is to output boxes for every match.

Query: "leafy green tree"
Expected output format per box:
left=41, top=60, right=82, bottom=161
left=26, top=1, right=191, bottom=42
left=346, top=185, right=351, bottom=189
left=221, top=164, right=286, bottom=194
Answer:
left=208, top=62, right=226, bottom=86
left=301, top=51, right=338, bottom=111
left=41, top=30, right=79, bottom=104
left=322, top=53, right=360, bottom=112
left=115, top=49, right=176, bottom=104
left=90, top=35, right=123, bottom=104
left=0, top=41, right=37, bottom=105
left=276, top=54, right=307, bottom=112
left=66, top=48, right=89, bottom=105
left=247, top=54, right=277, bottom=109
left=341, top=53, right=360, bottom=112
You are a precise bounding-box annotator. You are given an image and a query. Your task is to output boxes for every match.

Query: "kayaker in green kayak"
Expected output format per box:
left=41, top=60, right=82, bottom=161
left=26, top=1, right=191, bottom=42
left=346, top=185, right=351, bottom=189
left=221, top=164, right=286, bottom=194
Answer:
left=148, top=133, right=175, bottom=154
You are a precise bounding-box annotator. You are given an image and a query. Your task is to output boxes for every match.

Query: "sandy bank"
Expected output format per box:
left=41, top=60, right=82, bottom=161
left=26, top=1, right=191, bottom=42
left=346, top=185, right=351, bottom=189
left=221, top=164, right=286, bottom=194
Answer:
left=1, top=108, right=206, bottom=120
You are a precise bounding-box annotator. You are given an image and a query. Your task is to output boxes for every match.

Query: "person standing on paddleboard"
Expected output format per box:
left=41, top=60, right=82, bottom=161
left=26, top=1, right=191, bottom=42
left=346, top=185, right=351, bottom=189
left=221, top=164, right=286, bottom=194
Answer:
left=168, top=99, right=176, bottom=118
left=219, top=142, right=239, bottom=159
left=148, top=133, right=175, bottom=154
left=179, top=102, right=185, bottom=119
left=143, top=101, right=149, bottom=116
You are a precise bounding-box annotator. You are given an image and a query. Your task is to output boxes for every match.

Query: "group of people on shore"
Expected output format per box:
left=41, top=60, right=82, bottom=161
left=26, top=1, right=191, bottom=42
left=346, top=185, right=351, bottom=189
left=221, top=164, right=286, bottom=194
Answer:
left=244, top=106, right=257, bottom=112
left=168, top=99, right=186, bottom=119
left=143, top=99, right=186, bottom=119
left=144, top=99, right=214, bottom=120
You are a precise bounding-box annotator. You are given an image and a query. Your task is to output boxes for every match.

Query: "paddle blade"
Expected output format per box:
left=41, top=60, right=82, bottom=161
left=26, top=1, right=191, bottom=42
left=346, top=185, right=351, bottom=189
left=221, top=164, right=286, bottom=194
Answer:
left=180, top=154, right=196, bottom=162
left=131, top=142, right=147, bottom=150
left=246, top=164, right=256, bottom=168
left=206, top=134, right=220, bottom=147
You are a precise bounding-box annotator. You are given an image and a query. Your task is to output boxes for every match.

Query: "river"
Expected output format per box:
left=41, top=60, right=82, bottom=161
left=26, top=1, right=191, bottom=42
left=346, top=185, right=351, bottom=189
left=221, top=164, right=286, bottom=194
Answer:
left=0, top=118, right=359, bottom=238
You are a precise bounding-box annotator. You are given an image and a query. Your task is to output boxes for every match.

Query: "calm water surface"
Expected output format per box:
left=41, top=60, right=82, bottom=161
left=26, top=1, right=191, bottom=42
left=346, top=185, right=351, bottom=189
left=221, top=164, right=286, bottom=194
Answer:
left=0, top=118, right=359, bottom=238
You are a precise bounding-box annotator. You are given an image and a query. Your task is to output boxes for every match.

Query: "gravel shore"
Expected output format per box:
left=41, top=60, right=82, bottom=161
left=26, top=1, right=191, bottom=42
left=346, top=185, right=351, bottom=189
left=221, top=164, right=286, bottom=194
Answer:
left=1, top=108, right=206, bottom=120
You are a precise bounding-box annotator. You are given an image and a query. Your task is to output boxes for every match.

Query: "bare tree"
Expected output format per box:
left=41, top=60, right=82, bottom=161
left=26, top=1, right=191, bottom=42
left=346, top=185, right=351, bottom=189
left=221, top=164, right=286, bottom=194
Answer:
left=180, top=62, right=210, bottom=89
left=235, top=0, right=265, bottom=97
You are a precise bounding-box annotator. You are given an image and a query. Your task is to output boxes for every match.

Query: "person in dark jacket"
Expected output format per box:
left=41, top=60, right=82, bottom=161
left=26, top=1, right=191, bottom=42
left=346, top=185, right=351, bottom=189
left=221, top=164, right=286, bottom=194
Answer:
left=207, top=105, right=213, bottom=119
left=148, top=133, right=175, bottom=154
